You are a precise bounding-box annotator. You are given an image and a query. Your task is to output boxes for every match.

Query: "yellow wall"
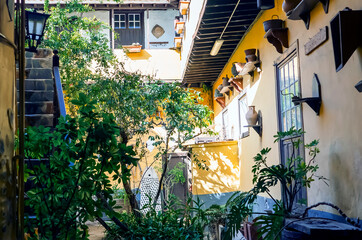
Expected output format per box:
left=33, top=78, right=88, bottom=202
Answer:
left=190, top=141, right=239, bottom=195
left=0, top=0, right=16, bottom=238
left=212, top=0, right=362, bottom=218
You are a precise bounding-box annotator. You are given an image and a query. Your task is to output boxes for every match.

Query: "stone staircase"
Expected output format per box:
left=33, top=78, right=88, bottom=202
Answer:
left=17, top=49, right=64, bottom=216
left=18, top=49, right=55, bottom=128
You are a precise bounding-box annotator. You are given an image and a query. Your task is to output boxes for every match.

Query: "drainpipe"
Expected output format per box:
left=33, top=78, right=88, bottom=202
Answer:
left=17, top=0, right=26, bottom=238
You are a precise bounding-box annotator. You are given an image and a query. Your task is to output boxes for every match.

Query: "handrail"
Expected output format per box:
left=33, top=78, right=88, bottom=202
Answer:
left=53, top=50, right=67, bottom=117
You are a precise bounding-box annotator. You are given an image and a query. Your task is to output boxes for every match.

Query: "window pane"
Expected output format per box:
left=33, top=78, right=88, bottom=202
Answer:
left=120, top=14, right=125, bottom=21
left=135, top=14, right=140, bottom=21
left=239, top=96, right=249, bottom=138
left=129, top=22, right=134, bottom=28
left=115, top=15, right=119, bottom=21
left=129, top=15, right=134, bottom=21
left=296, top=106, right=302, bottom=129
left=135, top=22, right=140, bottom=28
left=115, top=22, right=119, bottom=28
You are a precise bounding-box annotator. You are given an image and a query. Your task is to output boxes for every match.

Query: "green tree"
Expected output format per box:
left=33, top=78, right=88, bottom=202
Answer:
left=24, top=94, right=135, bottom=239
left=39, top=0, right=213, bottom=227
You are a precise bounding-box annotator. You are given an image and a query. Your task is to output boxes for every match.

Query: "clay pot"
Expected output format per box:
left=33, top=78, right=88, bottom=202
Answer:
left=217, top=84, right=223, bottom=91
left=234, top=62, right=245, bottom=73
left=214, top=89, right=223, bottom=98
left=244, top=48, right=257, bottom=62
left=222, top=75, right=231, bottom=87
left=246, top=106, right=258, bottom=125
left=263, top=15, right=283, bottom=32
left=282, top=0, right=302, bottom=14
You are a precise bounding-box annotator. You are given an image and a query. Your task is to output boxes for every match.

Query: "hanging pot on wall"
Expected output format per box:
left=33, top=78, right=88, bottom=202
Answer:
left=217, top=84, right=223, bottom=91
left=263, top=15, right=284, bottom=32
left=257, top=0, right=275, bottom=10
left=244, top=48, right=257, bottom=62
left=234, top=62, right=245, bottom=73
left=214, top=89, right=223, bottom=98
left=282, top=0, right=302, bottom=15
left=223, top=75, right=231, bottom=87
left=246, top=106, right=258, bottom=125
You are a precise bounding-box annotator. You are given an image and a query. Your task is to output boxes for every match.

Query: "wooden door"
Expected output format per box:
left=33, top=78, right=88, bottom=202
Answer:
left=114, top=11, right=144, bottom=49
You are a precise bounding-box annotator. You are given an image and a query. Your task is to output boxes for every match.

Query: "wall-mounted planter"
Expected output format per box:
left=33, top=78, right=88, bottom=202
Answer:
left=257, top=0, right=275, bottom=10
left=229, top=77, right=243, bottom=92
left=174, top=37, right=182, bottom=48
left=237, top=61, right=260, bottom=77
left=179, top=1, right=190, bottom=15
left=175, top=21, right=185, bottom=34
left=330, top=8, right=362, bottom=72
left=122, top=44, right=142, bottom=53
left=263, top=15, right=284, bottom=32
left=282, top=0, right=302, bottom=14
left=244, top=48, right=257, bottom=62
left=214, top=89, right=226, bottom=108
left=287, top=0, right=330, bottom=29
left=220, top=76, right=233, bottom=96
left=244, top=109, right=263, bottom=137
left=264, top=28, right=289, bottom=53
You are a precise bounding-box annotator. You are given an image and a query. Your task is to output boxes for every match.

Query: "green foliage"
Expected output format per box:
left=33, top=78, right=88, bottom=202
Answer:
left=252, top=127, right=326, bottom=214
left=105, top=197, right=208, bottom=240
left=24, top=93, right=137, bottom=239
left=254, top=202, right=284, bottom=240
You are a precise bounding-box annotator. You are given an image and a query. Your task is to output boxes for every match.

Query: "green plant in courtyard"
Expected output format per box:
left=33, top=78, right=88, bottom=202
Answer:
left=24, top=93, right=135, bottom=239
left=41, top=0, right=213, bottom=215
left=223, top=127, right=326, bottom=240
left=105, top=196, right=208, bottom=240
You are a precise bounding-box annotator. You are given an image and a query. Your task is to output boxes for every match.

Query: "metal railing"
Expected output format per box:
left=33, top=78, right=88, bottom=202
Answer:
left=52, top=50, right=67, bottom=118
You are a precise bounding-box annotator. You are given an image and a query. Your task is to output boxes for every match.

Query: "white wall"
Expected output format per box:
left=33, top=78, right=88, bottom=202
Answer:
left=146, top=9, right=179, bottom=49
left=82, top=10, right=111, bottom=47
left=180, top=0, right=207, bottom=76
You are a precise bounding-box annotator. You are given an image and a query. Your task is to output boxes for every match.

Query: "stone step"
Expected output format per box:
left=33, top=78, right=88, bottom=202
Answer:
left=24, top=114, right=54, bottom=127
left=26, top=49, right=53, bottom=59
left=17, top=90, right=54, bottom=102
left=18, top=102, right=54, bottom=114
left=25, top=68, right=53, bottom=79
left=26, top=58, right=53, bottom=69
left=17, top=79, right=54, bottom=91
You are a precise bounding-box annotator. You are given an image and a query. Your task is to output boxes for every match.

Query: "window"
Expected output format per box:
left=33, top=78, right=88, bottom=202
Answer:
left=278, top=56, right=302, bottom=131
left=222, top=110, right=229, bottom=140
left=238, top=95, right=249, bottom=138
left=114, top=14, right=126, bottom=29
left=128, top=14, right=141, bottom=29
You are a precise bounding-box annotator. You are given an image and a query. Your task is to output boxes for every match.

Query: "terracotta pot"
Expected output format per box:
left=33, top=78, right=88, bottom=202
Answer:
left=246, top=106, right=258, bottom=125
left=222, top=76, right=230, bottom=87
left=282, top=0, right=302, bottom=14
left=263, top=15, right=283, bottom=32
left=234, top=62, right=245, bottom=73
left=214, top=89, right=223, bottom=98
left=244, top=48, right=257, bottom=62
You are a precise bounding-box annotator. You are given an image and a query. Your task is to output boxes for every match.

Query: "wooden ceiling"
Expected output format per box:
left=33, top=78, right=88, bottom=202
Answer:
left=182, top=0, right=260, bottom=86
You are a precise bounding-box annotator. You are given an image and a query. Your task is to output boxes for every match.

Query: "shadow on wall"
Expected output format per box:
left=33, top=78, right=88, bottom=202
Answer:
left=192, top=142, right=240, bottom=196
left=126, top=49, right=152, bottom=60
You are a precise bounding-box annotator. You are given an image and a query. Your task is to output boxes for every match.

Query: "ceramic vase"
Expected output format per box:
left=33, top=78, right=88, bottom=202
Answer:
left=282, top=0, right=302, bottom=14
left=246, top=106, right=258, bottom=125
left=244, top=48, right=257, bottom=62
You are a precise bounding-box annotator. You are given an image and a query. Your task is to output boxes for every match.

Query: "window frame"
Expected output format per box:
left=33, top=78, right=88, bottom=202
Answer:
left=128, top=13, right=141, bottom=29
left=114, top=13, right=126, bottom=29
left=238, top=93, right=250, bottom=139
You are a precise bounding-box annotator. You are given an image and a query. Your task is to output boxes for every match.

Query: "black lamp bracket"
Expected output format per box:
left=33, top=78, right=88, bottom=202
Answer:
left=292, top=73, right=322, bottom=115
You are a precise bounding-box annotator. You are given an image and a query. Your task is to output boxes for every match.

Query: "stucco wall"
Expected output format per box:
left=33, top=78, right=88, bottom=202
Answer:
left=190, top=141, right=240, bottom=196
left=0, top=0, right=16, bottom=238
left=146, top=9, right=179, bottom=49
left=211, top=0, right=362, bottom=218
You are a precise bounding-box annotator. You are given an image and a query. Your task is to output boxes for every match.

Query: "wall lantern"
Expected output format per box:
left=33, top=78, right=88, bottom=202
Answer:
left=25, top=10, right=50, bottom=52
